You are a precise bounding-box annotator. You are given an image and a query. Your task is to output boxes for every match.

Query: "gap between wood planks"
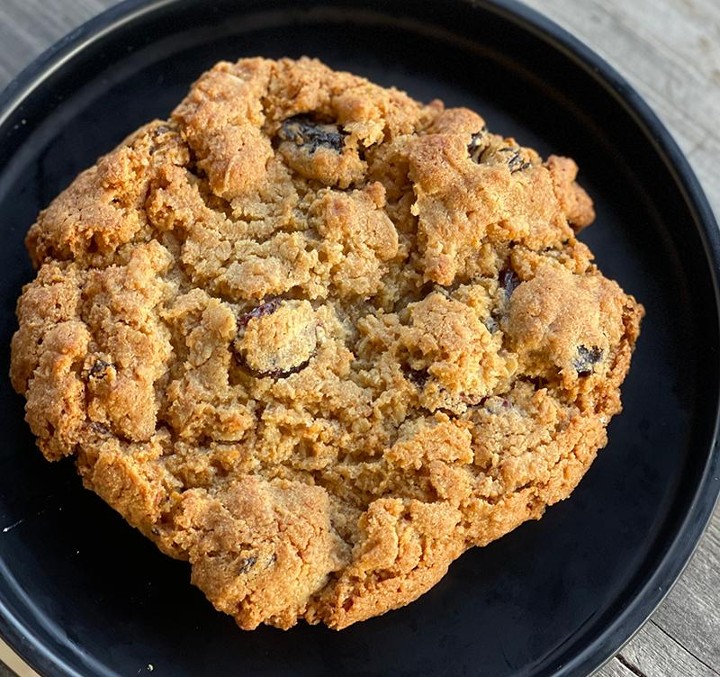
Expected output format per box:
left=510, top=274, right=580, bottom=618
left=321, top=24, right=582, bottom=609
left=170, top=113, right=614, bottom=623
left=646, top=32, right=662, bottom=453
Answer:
left=616, top=654, right=645, bottom=677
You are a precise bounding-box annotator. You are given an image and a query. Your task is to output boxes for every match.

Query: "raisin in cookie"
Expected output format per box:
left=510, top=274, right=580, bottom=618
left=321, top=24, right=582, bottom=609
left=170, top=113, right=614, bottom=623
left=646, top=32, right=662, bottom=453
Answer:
left=10, top=57, right=643, bottom=630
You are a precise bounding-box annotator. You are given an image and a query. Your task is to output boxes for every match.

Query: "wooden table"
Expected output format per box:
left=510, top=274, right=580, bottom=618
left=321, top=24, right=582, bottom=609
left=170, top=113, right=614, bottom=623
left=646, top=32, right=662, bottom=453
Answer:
left=0, top=1, right=718, bottom=675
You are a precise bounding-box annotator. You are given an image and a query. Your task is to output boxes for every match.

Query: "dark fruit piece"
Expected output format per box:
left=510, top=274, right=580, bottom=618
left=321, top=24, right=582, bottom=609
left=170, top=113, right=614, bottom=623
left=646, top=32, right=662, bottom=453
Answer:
left=467, top=127, right=489, bottom=163
left=500, top=267, right=521, bottom=298
left=234, top=299, right=316, bottom=379
left=498, top=147, right=532, bottom=173
left=255, top=359, right=312, bottom=380
left=403, top=365, right=430, bottom=389
left=237, top=298, right=282, bottom=330
left=88, top=360, right=113, bottom=380
left=574, top=345, right=604, bottom=375
left=279, top=115, right=345, bottom=154
left=238, top=556, right=257, bottom=574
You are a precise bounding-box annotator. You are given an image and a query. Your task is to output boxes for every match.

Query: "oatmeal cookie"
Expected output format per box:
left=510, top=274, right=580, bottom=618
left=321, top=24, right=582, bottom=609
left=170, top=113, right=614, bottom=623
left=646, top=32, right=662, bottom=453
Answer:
left=10, top=57, right=643, bottom=630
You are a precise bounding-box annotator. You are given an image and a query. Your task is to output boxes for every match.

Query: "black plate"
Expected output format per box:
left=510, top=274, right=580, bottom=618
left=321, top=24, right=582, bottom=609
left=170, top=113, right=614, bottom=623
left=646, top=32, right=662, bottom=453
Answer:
left=0, top=1, right=718, bottom=675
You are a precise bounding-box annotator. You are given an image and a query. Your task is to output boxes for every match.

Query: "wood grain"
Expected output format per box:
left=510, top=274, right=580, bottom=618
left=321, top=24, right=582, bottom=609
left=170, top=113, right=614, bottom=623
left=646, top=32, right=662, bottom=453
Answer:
left=515, top=5, right=720, bottom=674
left=0, top=1, right=718, bottom=675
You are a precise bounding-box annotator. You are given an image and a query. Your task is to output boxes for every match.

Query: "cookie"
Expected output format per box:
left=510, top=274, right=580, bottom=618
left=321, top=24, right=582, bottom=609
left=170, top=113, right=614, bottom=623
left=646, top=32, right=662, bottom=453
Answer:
left=9, top=57, right=643, bottom=630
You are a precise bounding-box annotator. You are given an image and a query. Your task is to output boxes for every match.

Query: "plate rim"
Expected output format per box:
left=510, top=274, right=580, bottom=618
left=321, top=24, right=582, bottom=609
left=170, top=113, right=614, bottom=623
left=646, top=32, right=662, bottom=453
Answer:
left=0, top=0, right=719, bottom=675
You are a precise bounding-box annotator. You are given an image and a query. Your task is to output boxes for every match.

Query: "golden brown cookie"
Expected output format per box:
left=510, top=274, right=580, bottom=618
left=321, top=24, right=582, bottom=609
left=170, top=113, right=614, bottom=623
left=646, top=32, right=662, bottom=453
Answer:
left=9, top=57, right=643, bottom=630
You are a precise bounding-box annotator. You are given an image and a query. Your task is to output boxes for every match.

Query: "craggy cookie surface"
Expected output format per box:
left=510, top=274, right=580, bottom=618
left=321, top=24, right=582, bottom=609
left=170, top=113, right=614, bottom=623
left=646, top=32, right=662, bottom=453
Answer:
left=10, top=57, right=643, bottom=630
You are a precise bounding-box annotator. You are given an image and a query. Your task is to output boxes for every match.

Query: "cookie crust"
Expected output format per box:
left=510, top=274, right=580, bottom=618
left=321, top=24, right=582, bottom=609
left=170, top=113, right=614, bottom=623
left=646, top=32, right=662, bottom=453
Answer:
left=10, top=57, right=642, bottom=630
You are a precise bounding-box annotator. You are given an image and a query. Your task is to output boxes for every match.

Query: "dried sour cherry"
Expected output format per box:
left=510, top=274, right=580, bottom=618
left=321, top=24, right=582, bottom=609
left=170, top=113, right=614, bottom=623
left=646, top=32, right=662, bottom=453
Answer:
left=234, top=299, right=317, bottom=379
left=467, top=127, right=489, bottom=163
left=498, top=146, right=532, bottom=173
left=573, top=345, right=604, bottom=375
left=88, top=359, right=114, bottom=380
left=499, top=267, right=521, bottom=298
left=237, top=297, right=282, bottom=330
left=278, top=115, right=346, bottom=154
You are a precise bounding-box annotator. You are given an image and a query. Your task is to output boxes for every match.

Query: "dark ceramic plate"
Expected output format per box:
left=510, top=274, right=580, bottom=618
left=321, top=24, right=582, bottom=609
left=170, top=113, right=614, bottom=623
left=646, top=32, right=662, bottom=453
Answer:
left=0, top=1, right=718, bottom=675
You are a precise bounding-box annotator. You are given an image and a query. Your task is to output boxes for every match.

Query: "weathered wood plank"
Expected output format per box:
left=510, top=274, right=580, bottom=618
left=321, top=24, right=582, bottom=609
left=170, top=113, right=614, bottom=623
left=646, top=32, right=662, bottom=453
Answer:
left=522, top=0, right=720, bottom=216
left=0, top=640, right=35, bottom=677
left=0, top=0, right=116, bottom=84
left=620, top=621, right=718, bottom=677
left=652, top=510, right=720, bottom=671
